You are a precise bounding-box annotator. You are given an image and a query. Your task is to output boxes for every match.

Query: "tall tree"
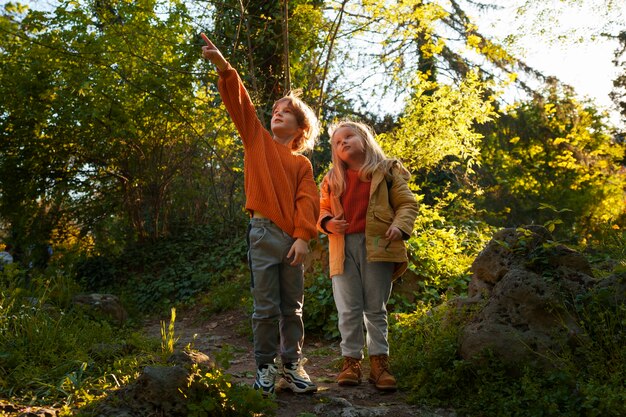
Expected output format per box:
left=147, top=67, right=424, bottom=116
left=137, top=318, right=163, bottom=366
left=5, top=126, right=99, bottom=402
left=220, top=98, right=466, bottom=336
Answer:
left=0, top=0, right=239, bottom=249
left=610, top=30, right=626, bottom=127
left=208, top=0, right=328, bottom=122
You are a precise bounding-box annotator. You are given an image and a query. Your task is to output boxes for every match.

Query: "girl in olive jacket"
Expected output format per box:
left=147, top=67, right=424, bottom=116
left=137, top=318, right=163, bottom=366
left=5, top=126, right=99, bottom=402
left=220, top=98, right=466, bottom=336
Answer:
left=317, top=120, right=418, bottom=391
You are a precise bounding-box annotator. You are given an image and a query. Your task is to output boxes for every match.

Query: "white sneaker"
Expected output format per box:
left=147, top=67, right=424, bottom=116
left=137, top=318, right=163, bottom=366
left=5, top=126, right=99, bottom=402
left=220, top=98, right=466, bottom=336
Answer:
left=253, top=363, right=278, bottom=396
left=280, top=358, right=317, bottom=393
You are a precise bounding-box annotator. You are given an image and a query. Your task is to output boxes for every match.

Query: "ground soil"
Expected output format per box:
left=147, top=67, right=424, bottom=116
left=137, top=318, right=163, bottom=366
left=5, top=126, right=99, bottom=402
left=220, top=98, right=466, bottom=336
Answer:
left=143, top=306, right=457, bottom=417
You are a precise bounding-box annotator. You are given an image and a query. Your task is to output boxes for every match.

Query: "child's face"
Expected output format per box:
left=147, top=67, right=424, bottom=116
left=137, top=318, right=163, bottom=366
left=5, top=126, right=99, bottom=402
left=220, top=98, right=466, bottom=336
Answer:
left=332, top=126, right=364, bottom=164
left=271, top=100, right=302, bottom=139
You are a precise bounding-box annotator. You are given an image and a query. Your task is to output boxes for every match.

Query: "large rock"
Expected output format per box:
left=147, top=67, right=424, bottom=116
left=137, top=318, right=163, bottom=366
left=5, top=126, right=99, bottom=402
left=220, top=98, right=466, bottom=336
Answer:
left=468, top=226, right=593, bottom=294
left=93, top=349, right=215, bottom=417
left=458, top=226, right=595, bottom=371
left=73, top=293, right=128, bottom=325
left=592, top=271, right=626, bottom=307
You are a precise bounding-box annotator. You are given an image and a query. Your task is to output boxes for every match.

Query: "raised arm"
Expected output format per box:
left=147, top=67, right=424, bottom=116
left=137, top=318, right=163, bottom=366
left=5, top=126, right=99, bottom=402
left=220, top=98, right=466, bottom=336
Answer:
left=200, top=33, right=266, bottom=149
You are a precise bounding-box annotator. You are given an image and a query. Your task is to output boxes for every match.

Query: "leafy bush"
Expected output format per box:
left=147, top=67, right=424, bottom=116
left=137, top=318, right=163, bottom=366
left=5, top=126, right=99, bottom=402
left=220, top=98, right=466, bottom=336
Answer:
left=390, top=303, right=469, bottom=404
left=390, top=285, right=626, bottom=417
left=477, top=87, right=626, bottom=240
left=303, top=260, right=338, bottom=339
left=406, top=202, right=494, bottom=304
left=196, top=266, right=251, bottom=316
left=76, top=255, right=118, bottom=291
left=185, top=364, right=276, bottom=417
left=584, top=223, right=626, bottom=276
left=0, top=264, right=159, bottom=408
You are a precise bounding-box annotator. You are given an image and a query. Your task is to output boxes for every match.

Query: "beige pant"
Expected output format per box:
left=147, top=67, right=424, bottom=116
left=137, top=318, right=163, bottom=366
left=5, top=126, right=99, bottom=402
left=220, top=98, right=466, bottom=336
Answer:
left=332, top=233, right=394, bottom=359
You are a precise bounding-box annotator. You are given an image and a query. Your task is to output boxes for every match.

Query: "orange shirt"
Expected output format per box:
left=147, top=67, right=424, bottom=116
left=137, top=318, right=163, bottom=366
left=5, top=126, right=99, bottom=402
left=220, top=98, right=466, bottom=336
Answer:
left=341, top=169, right=370, bottom=234
left=217, top=65, right=319, bottom=241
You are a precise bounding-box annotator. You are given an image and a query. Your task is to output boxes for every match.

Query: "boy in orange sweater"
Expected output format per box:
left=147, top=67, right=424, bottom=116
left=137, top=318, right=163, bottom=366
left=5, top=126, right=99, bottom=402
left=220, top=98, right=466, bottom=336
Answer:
left=201, top=34, right=320, bottom=396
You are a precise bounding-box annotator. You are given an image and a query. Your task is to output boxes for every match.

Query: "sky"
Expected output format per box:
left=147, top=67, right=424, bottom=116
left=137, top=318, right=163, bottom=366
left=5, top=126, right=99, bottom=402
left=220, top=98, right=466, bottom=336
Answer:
left=474, top=1, right=625, bottom=128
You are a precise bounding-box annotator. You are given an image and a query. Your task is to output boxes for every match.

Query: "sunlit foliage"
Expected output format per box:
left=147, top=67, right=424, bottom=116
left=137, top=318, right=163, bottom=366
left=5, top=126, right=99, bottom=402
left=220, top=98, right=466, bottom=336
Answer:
left=478, top=79, right=626, bottom=239
left=379, top=70, right=496, bottom=173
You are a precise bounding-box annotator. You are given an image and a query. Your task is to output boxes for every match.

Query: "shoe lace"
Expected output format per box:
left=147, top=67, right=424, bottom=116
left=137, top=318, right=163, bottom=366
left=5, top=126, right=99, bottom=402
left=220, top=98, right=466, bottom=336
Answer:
left=343, top=357, right=361, bottom=372
left=259, top=364, right=277, bottom=383
left=288, top=358, right=310, bottom=379
left=372, top=355, right=390, bottom=371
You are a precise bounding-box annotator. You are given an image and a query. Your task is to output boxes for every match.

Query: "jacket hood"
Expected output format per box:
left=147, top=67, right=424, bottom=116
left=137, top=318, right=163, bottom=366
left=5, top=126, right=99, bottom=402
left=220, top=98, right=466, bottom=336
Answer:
left=378, top=159, right=411, bottom=182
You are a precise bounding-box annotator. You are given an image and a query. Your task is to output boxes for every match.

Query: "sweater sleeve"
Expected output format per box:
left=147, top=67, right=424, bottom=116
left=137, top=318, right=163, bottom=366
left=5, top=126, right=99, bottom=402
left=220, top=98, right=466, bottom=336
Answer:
left=389, top=164, right=419, bottom=239
left=217, top=65, right=267, bottom=150
left=293, top=159, right=320, bottom=241
left=317, top=175, right=334, bottom=234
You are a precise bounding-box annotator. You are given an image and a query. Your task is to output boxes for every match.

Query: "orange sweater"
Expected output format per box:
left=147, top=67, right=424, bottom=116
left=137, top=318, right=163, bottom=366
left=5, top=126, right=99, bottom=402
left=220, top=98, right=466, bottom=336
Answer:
left=217, top=65, right=319, bottom=241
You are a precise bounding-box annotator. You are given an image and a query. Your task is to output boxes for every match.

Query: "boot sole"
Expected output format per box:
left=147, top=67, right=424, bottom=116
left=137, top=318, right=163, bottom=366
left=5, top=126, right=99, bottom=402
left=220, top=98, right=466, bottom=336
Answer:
left=368, top=378, right=397, bottom=391
left=338, top=379, right=361, bottom=386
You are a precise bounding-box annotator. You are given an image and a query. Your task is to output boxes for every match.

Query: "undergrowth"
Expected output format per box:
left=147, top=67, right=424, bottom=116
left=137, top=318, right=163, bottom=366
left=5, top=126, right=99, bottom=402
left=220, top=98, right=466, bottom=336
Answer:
left=390, top=279, right=626, bottom=417
left=76, top=225, right=249, bottom=316
left=303, top=238, right=339, bottom=339
left=0, top=252, right=275, bottom=416
left=2, top=219, right=622, bottom=416
left=0, top=263, right=158, bottom=411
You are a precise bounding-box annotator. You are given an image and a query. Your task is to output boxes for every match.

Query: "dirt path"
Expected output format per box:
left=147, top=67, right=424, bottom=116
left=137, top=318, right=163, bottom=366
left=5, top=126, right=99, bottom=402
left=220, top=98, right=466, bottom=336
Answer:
left=144, top=307, right=457, bottom=417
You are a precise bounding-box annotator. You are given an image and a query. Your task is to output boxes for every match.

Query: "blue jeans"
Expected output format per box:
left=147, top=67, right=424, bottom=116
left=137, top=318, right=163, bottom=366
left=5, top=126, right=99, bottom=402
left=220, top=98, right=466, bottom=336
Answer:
left=247, top=218, right=305, bottom=367
left=332, top=233, right=394, bottom=359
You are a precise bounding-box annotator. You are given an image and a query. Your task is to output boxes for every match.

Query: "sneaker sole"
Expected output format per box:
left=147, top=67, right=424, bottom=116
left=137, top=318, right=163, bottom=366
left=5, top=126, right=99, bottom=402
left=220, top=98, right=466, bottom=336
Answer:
left=279, top=377, right=318, bottom=394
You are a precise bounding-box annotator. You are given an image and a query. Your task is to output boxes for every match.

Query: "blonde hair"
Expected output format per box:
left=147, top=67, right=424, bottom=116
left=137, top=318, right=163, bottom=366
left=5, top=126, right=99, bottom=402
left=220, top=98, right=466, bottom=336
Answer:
left=326, top=120, right=388, bottom=197
left=272, top=90, right=320, bottom=153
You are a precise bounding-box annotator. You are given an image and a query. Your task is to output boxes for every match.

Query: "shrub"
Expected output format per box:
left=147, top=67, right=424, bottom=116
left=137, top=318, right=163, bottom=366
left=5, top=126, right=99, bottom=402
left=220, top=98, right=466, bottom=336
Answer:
left=185, top=364, right=276, bottom=417
left=584, top=223, right=626, bottom=276
left=0, top=264, right=158, bottom=408
left=303, top=261, right=338, bottom=339
left=76, top=225, right=250, bottom=315
left=390, top=284, right=626, bottom=417
left=406, top=203, right=494, bottom=304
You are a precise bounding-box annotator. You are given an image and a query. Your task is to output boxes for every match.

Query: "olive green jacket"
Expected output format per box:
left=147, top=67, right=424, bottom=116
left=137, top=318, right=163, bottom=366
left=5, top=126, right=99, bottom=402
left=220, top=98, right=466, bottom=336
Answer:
left=317, top=160, right=419, bottom=280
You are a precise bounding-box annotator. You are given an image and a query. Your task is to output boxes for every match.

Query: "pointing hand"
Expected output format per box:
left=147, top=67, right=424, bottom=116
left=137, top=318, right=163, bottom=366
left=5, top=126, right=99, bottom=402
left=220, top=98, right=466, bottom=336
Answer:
left=200, top=33, right=228, bottom=71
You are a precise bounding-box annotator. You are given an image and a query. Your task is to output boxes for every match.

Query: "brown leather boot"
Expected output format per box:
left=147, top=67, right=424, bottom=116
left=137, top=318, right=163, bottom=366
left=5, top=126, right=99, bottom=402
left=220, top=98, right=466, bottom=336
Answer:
left=337, top=356, right=362, bottom=386
left=368, top=354, right=397, bottom=391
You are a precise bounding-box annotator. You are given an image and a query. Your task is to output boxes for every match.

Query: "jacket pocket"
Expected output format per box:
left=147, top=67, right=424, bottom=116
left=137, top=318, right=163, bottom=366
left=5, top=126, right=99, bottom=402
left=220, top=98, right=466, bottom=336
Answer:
left=373, top=209, right=394, bottom=224
left=370, top=237, right=406, bottom=259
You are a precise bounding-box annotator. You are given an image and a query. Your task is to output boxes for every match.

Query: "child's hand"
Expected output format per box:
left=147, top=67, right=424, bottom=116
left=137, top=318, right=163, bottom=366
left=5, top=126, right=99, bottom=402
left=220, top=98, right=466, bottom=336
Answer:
left=326, top=217, right=349, bottom=235
left=200, top=33, right=228, bottom=71
left=385, top=226, right=403, bottom=241
left=287, top=238, right=309, bottom=266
